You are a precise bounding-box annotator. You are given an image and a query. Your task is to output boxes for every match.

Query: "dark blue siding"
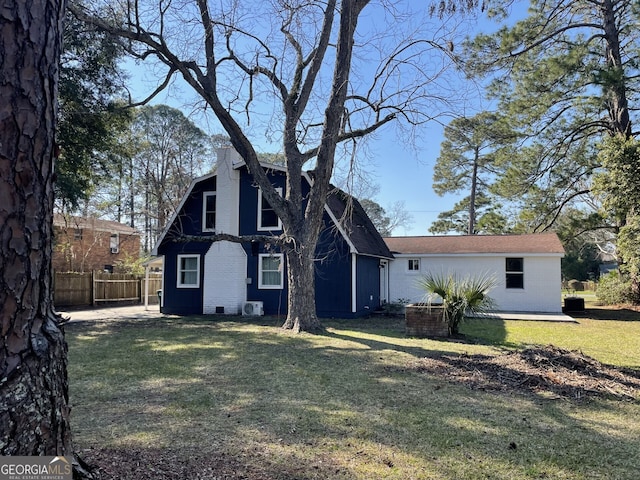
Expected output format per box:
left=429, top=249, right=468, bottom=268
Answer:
left=158, top=167, right=385, bottom=318
left=173, top=175, right=217, bottom=236
left=245, top=242, right=288, bottom=316
left=158, top=242, right=210, bottom=315
left=315, top=216, right=353, bottom=317
left=157, top=175, right=217, bottom=315
left=355, top=256, right=381, bottom=316
left=238, top=167, right=286, bottom=235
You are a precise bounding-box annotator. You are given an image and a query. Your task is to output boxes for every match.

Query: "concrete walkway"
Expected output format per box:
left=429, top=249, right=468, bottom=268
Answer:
left=57, top=304, right=164, bottom=322
left=475, top=311, right=578, bottom=323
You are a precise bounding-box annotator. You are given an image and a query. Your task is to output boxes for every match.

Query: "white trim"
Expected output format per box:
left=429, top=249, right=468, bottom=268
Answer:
left=258, top=253, right=284, bottom=289
left=257, top=187, right=283, bottom=231
left=177, top=254, right=200, bottom=288
left=379, top=259, right=389, bottom=305
left=202, top=191, right=217, bottom=232
left=351, top=253, right=357, bottom=313
left=325, top=204, right=357, bottom=253
left=302, top=171, right=358, bottom=254
left=391, top=252, right=564, bottom=258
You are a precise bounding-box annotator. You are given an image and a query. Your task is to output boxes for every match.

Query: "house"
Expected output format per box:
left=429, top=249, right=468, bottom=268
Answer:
left=383, top=233, right=565, bottom=313
left=53, top=214, right=141, bottom=273
left=153, top=147, right=393, bottom=317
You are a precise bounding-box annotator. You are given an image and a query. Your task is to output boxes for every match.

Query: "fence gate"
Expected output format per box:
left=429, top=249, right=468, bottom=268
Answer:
left=54, top=271, right=162, bottom=308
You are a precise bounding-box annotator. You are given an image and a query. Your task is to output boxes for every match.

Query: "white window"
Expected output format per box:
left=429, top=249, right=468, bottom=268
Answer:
left=408, top=259, right=420, bottom=272
left=258, top=254, right=284, bottom=289
left=258, top=187, right=282, bottom=231
left=177, top=254, right=200, bottom=288
left=202, top=192, right=216, bottom=232
left=109, top=233, right=119, bottom=254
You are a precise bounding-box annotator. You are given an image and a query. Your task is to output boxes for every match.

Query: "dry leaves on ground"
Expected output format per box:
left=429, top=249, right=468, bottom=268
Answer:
left=411, top=345, right=640, bottom=401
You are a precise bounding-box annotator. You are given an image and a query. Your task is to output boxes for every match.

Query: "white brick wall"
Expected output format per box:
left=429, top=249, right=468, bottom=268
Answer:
left=215, top=147, right=241, bottom=236
left=203, top=241, right=247, bottom=314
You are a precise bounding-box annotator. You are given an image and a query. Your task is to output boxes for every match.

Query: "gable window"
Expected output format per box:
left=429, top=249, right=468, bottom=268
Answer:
left=177, top=254, right=200, bottom=288
left=506, top=257, right=524, bottom=289
left=110, top=233, right=119, bottom=254
left=203, top=192, right=216, bottom=232
left=258, top=187, right=282, bottom=231
left=408, top=259, right=420, bottom=272
left=259, top=254, right=284, bottom=289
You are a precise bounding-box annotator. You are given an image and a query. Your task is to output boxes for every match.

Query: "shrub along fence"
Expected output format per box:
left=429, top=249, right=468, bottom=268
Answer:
left=54, top=271, right=162, bottom=308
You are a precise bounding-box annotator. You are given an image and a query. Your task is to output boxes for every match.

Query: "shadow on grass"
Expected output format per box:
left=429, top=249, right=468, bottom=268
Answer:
left=66, top=315, right=640, bottom=479
left=570, top=306, right=640, bottom=322
left=325, top=314, right=513, bottom=349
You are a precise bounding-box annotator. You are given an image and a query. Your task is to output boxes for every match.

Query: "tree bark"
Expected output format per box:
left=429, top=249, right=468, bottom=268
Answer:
left=468, top=149, right=479, bottom=235
left=0, top=0, right=74, bottom=459
left=600, top=0, right=631, bottom=138
left=281, top=239, right=324, bottom=333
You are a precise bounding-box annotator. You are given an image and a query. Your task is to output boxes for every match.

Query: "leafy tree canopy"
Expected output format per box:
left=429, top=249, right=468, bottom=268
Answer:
left=57, top=2, right=131, bottom=209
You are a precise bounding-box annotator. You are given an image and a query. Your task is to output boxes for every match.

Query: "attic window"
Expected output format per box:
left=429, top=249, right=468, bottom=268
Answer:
left=506, top=257, right=524, bottom=289
left=203, top=192, right=216, bottom=232
left=258, top=187, right=282, bottom=231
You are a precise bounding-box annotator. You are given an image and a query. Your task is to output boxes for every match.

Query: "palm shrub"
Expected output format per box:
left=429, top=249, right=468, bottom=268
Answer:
left=417, top=272, right=497, bottom=335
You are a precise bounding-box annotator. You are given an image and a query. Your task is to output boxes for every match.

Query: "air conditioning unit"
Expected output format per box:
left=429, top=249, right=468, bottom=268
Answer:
left=110, top=247, right=119, bottom=254
left=242, top=301, right=264, bottom=316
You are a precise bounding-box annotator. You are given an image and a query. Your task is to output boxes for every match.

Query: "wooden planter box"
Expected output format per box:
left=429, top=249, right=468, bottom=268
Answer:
left=405, top=304, right=448, bottom=337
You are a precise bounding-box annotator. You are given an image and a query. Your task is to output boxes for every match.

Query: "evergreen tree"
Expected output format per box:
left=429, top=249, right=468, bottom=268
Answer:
left=463, top=0, right=637, bottom=231
left=431, top=112, right=515, bottom=234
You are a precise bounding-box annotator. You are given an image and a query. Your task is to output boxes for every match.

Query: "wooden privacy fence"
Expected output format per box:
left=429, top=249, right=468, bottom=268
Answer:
left=54, top=271, right=162, bottom=308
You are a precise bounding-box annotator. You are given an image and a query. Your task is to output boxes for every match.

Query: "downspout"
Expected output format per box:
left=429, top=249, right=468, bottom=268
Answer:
left=351, top=253, right=357, bottom=314
left=144, top=263, right=150, bottom=311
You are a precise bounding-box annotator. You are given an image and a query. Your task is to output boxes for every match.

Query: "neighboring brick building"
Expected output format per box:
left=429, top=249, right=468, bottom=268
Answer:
left=53, top=214, right=141, bottom=273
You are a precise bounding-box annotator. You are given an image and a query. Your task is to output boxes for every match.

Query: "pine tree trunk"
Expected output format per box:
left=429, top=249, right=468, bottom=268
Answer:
left=0, top=0, right=74, bottom=459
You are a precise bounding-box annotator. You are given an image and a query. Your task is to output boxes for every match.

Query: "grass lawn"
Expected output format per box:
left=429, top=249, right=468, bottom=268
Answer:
left=67, top=311, right=640, bottom=479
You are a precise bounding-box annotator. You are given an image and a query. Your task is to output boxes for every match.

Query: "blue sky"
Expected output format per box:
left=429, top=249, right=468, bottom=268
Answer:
left=123, top=3, right=525, bottom=236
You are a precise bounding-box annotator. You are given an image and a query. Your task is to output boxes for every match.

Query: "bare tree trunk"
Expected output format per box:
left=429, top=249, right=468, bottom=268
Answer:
left=0, top=0, right=82, bottom=465
left=281, top=241, right=323, bottom=333
left=468, top=150, right=479, bottom=235
left=601, top=0, right=631, bottom=138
